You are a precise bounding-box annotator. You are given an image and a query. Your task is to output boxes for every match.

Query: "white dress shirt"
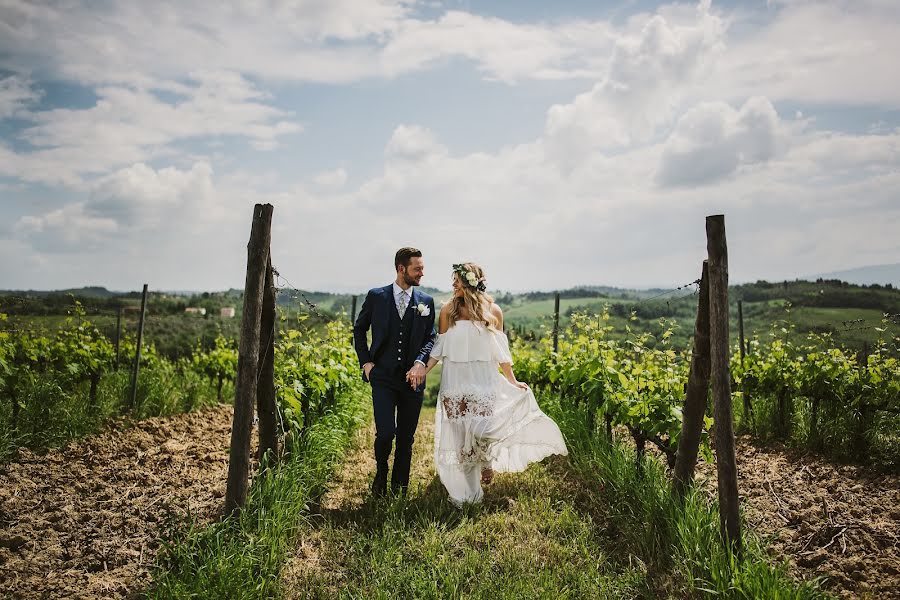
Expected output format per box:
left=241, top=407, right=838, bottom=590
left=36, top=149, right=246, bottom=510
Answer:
left=392, top=282, right=411, bottom=315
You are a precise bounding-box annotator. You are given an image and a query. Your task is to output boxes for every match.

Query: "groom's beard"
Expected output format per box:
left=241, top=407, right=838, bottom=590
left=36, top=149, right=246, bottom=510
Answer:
left=402, top=273, right=420, bottom=287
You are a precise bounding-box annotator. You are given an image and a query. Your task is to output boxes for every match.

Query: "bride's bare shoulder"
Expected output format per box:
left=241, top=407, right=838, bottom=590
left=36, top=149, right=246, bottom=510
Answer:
left=438, top=301, right=452, bottom=333
left=487, top=301, right=503, bottom=328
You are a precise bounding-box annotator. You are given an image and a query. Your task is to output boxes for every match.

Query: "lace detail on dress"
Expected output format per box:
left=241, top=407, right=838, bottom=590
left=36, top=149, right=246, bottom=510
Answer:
left=458, top=437, right=491, bottom=464
left=439, top=390, right=496, bottom=420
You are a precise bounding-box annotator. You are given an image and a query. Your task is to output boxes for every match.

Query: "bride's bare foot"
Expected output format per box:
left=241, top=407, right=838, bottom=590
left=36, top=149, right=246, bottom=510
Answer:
left=480, top=468, right=494, bottom=485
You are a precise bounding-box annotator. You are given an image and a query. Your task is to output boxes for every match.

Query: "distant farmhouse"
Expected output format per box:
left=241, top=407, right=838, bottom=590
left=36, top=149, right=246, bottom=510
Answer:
left=220, top=307, right=236, bottom=318
left=184, top=307, right=206, bottom=316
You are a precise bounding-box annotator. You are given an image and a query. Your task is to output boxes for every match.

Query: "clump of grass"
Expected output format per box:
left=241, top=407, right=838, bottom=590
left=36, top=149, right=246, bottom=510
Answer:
left=147, top=385, right=368, bottom=599
left=0, top=367, right=226, bottom=462
left=544, top=395, right=829, bottom=598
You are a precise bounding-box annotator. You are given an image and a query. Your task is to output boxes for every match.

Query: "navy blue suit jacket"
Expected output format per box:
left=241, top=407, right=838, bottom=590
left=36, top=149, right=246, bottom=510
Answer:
left=353, top=285, right=436, bottom=380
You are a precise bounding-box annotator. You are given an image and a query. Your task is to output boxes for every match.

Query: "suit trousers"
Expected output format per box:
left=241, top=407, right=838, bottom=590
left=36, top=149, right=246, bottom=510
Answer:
left=369, top=365, right=424, bottom=489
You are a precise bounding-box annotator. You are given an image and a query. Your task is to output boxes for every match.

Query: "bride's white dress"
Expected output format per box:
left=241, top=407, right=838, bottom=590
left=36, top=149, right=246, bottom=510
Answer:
left=431, top=320, right=568, bottom=505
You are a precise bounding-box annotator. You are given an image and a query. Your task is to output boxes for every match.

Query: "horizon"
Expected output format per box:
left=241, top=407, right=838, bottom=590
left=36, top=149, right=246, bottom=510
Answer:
left=3, top=260, right=897, bottom=297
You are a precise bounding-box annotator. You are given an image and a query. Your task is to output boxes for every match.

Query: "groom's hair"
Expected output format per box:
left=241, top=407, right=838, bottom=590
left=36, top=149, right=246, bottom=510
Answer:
left=395, top=247, right=422, bottom=271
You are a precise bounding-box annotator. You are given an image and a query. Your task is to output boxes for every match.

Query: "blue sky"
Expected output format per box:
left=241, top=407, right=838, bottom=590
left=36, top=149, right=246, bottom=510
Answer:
left=1, top=0, right=898, bottom=293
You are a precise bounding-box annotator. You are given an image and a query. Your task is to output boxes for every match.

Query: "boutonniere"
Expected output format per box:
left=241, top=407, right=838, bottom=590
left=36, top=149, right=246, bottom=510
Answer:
left=416, top=303, right=431, bottom=317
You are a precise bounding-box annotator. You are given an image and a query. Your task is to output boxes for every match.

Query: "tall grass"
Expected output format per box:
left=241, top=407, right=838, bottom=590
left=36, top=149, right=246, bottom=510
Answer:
left=544, top=395, right=829, bottom=599
left=0, top=365, right=227, bottom=462
left=147, top=384, right=368, bottom=599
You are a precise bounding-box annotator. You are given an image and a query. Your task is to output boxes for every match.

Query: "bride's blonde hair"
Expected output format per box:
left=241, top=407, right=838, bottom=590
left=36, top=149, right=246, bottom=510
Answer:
left=448, top=262, right=498, bottom=331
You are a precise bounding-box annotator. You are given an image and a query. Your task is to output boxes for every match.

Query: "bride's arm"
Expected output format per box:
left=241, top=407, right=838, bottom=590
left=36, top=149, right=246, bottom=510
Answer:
left=499, top=361, right=528, bottom=390
left=491, top=304, right=527, bottom=390
left=423, top=304, right=452, bottom=375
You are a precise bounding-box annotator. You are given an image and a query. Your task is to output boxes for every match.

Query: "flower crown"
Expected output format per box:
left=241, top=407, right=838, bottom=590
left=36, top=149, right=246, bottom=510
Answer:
left=452, top=263, right=487, bottom=292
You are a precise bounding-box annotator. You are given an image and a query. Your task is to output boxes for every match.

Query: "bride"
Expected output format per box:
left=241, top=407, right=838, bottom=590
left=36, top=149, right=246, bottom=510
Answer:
left=412, top=262, right=568, bottom=505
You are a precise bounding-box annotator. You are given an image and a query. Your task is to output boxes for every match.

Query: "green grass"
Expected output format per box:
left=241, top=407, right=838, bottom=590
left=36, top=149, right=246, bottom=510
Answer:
left=544, top=396, right=829, bottom=599
left=283, top=402, right=826, bottom=599
left=288, top=407, right=646, bottom=599
left=0, top=366, right=227, bottom=462
left=147, top=384, right=369, bottom=600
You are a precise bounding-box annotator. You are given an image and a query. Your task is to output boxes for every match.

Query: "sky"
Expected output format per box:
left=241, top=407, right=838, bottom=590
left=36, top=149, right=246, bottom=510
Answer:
left=1, top=0, right=898, bottom=293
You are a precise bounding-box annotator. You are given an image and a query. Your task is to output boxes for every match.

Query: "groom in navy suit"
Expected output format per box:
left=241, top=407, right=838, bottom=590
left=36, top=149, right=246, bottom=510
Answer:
left=353, top=247, right=436, bottom=495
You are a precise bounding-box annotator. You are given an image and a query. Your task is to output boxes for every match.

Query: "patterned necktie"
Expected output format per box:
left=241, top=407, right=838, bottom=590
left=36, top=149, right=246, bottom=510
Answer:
left=398, top=290, right=408, bottom=317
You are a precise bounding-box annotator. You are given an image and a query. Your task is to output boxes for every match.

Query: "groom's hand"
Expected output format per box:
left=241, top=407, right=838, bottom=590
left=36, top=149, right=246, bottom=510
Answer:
left=406, top=362, right=427, bottom=389
left=362, top=362, right=375, bottom=381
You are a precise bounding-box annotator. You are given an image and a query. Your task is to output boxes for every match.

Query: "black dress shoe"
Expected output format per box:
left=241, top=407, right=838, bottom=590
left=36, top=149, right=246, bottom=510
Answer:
left=390, top=482, right=408, bottom=496
left=372, top=471, right=388, bottom=496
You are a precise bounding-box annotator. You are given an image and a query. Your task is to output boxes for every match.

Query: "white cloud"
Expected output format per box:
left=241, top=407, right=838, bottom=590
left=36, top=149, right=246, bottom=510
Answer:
left=1, top=72, right=300, bottom=186
left=14, top=202, right=119, bottom=253
left=0, top=0, right=615, bottom=86
left=10, top=116, right=900, bottom=290
left=381, top=11, right=614, bottom=82
left=313, top=167, right=348, bottom=189
left=385, top=125, right=447, bottom=163
left=656, top=96, right=784, bottom=187
left=0, top=74, right=40, bottom=119
left=717, top=0, right=900, bottom=108
left=14, top=161, right=222, bottom=253
left=544, top=2, right=726, bottom=168
left=88, top=161, right=218, bottom=227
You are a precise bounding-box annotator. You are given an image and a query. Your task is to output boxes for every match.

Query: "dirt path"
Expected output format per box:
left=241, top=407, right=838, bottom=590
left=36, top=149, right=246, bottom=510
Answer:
left=281, top=407, right=642, bottom=599
left=695, top=438, right=900, bottom=599
left=281, top=407, right=436, bottom=586
left=0, top=404, right=236, bottom=599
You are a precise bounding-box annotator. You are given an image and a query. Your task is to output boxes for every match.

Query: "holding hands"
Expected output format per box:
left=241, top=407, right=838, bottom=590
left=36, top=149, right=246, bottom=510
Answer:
left=406, top=362, right=428, bottom=389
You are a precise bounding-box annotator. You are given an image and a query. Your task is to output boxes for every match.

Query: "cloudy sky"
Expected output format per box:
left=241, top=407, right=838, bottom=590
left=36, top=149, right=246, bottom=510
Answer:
left=1, top=0, right=898, bottom=293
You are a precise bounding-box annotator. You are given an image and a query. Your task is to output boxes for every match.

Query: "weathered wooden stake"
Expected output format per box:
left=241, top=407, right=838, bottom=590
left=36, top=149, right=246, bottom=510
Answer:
left=853, top=342, right=871, bottom=458
left=257, top=255, right=279, bottom=466
left=128, top=284, right=148, bottom=410
left=673, top=261, right=711, bottom=499
left=552, top=292, right=560, bottom=354
left=707, top=215, right=742, bottom=557
left=114, top=305, right=122, bottom=371
left=737, top=299, right=753, bottom=425
left=225, top=204, right=273, bottom=516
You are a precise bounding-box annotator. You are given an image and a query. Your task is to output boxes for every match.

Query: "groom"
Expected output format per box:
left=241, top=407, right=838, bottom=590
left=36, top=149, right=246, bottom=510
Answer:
left=353, top=247, right=436, bottom=495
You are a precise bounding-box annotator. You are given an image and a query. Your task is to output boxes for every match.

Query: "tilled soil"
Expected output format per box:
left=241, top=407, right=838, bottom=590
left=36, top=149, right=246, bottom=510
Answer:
left=0, top=404, right=237, bottom=599
left=3, top=406, right=898, bottom=599
left=695, top=437, right=900, bottom=599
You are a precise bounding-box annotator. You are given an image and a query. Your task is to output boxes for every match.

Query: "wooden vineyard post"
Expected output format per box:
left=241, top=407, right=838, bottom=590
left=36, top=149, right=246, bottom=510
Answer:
left=225, top=203, right=273, bottom=516
left=257, top=255, right=279, bottom=466
left=707, top=215, right=742, bottom=557
left=673, top=261, right=711, bottom=500
left=128, top=284, right=148, bottom=411
left=114, top=305, right=122, bottom=371
left=350, top=294, right=358, bottom=344
left=737, top=300, right=753, bottom=426
left=853, top=342, right=871, bottom=459
left=552, top=292, right=560, bottom=354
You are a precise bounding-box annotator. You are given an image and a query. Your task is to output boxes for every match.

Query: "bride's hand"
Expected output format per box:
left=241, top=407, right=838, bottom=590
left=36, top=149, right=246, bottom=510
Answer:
left=508, top=378, right=528, bottom=391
